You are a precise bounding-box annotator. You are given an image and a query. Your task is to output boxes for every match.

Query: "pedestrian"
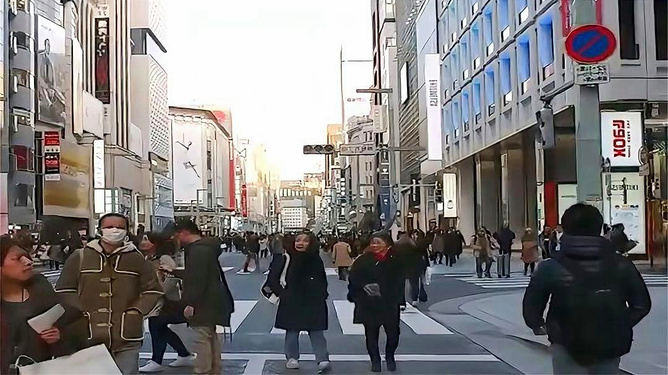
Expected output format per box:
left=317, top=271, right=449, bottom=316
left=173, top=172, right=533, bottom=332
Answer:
left=523, top=203, right=651, bottom=374
left=605, top=223, right=637, bottom=255
left=521, top=228, right=539, bottom=276
left=538, top=225, right=552, bottom=259
left=55, top=213, right=163, bottom=375
left=494, top=223, right=515, bottom=278
left=268, top=231, right=330, bottom=372
left=397, top=231, right=428, bottom=307
left=165, top=218, right=235, bottom=375
left=442, top=229, right=457, bottom=267
left=138, top=232, right=195, bottom=373
left=232, top=232, right=245, bottom=253
left=471, top=229, right=492, bottom=278
left=549, top=224, right=563, bottom=254
left=348, top=231, right=404, bottom=373
left=1, top=235, right=83, bottom=374
left=270, top=233, right=285, bottom=261
left=241, top=231, right=260, bottom=273
left=453, top=228, right=466, bottom=260
left=430, top=229, right=445, bottom=265
left=332, top=237, right=354, bottom=281
left=259, top=234, right=269, bottom=259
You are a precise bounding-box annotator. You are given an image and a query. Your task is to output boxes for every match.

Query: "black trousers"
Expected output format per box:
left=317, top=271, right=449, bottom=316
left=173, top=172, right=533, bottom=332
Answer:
left=409, top=276, right=428, bottom=302
left=363, top=320, right=400, bottom=362
left=149, top=310, right=190, bottom=364
left=337, top=266, right=349, bottom=281
left=524, top=262, right=536, bottom=274
left=444, top=253, right=456, bottom=266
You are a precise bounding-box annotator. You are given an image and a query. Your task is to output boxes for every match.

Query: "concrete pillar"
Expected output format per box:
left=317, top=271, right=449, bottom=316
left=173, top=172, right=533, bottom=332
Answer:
left=458, top=157, right=476, bottom=239
left=475, top=155, right=500, bottom=231
left=502, top=149, right=526, bottom=235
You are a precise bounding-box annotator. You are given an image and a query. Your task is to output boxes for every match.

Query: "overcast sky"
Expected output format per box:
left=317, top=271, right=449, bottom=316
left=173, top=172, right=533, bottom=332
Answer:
left=166, top=0, right=372, bottom=180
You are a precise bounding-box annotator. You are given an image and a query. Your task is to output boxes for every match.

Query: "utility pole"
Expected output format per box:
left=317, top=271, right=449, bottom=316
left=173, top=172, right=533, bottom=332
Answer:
left=572, top=0, right=603, bottom=208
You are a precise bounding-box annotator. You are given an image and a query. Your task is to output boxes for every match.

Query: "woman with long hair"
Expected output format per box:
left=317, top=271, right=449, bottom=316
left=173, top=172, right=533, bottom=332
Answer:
left=268, top=231, right=330, bottom=372
left=0, top=235, right=82, bottom=374
left=348, top=231, right=404, bottom=372
left=138, top=232, right=195, bottom=373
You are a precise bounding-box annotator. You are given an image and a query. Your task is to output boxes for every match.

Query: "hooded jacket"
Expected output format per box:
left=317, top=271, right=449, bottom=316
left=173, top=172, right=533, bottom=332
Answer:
left=55, top=239, right=163, bottom=351
left=522, top=235, right=651, bottom=345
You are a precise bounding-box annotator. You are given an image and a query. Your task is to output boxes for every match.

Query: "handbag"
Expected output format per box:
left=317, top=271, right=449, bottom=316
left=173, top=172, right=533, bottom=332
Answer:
left=260, top=253, right=291, bottom=305
left=163, top=276, right=182, bottom=302
left=16, top=344, right=121, bottom=374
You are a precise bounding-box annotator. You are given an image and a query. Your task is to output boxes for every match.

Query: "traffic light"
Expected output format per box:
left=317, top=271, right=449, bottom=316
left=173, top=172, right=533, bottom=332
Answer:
left=536, top=106, right=555, bottom=149
left=303, top=144, right=335, bottom=154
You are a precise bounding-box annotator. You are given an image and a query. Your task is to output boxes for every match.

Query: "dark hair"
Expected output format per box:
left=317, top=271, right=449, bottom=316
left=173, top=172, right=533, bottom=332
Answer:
left=1, top=235, right=23, bottom=266
left=293, top=231, right=319, bottom=255
left=98, top=213, right=130, bottom=231
left=173, top=218, right=201, bottom=235
left=370, top=231, right=394, bottom=247
left=143, top=231, right=176, bottom=257
left=561, top=203, right=604, bottom=237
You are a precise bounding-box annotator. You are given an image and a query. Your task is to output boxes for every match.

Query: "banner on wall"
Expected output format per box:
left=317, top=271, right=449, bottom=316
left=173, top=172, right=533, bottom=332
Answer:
left=37, top=17, right=67, bottom=126
left=442, top=173, right=458, bottom=218
left=241, top=184, right=248, bottom=217
left=94, top=17, right=110, bottom=104
left=601, top=111, right=643, bottom=167
left=425, top=54, right=443, bottom=160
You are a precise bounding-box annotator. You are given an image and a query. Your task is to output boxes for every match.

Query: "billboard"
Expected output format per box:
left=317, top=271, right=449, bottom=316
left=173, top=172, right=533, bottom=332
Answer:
left=425, top=54, right=442, bottom=160
left=601, top=111, right=642, bottom=167
left=95, top=18, right=110, bottom=104
left=37, top=17, right=67, bottom=126
left=172, top=122, right=204, bottom=204
left=43, top=142, right=91, bottom=218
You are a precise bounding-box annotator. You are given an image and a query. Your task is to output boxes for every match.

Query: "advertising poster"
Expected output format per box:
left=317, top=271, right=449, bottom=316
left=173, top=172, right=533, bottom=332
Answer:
left=95, top=18, right=110, bottom=104
left=43, top=142, right=91, bottom=218
left=43, top=131, right=61, bottom=181
left=600, top=111, right=642, bottom=167
left=442, top=173, right=458, bottom=218
left=37, top=17, right=67, bottom=126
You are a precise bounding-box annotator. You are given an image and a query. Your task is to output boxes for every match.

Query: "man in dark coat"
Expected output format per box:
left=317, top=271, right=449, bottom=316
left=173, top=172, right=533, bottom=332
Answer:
left=523, top=204, right=651, bottom=374
left=170, top=219, right=234, bottom=375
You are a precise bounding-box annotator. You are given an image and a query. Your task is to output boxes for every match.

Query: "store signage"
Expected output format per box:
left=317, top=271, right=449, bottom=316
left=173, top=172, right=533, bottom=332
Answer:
left=442, top=173, right=458, bottom=218
left=43, top=131, right=61, bottom=181
left=371, top=105, right=386, bottom=133
left=95, top=18, right=110, bottom=104
left=240, top=184, right=248, bottom=217
left=424, top=54, right=442, bottom=160
left=93, top=139, right=105, bottom=188
left=600, top=112, right=642, bottom=167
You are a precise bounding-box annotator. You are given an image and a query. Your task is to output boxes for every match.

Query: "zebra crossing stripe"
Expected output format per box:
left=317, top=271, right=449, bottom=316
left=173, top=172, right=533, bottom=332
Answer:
left=333, top=301, right=364, bottom=335
left=325, top=268, right=338, bottom=276
left=456, top=274, right=667, bottom=289
left=400, top=305, right=453, bottom=334
left=226, top=300, right=257, bottom=333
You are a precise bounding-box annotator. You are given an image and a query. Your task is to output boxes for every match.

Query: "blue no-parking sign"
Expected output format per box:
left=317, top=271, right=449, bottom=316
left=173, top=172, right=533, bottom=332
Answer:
left=565, top=24, right=617, bottom=64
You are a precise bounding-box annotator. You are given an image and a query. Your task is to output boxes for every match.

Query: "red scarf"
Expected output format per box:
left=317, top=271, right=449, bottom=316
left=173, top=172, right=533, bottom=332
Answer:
left=372, top=249, right=390, bottom=262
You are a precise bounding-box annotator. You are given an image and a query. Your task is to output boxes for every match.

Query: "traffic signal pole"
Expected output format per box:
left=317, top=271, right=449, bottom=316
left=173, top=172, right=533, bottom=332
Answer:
left=572, top=0, right=604, bottom=208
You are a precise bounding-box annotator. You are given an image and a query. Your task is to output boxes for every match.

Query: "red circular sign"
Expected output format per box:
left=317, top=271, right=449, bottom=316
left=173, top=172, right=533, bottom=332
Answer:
left=565, top=24, right=617, bottom=63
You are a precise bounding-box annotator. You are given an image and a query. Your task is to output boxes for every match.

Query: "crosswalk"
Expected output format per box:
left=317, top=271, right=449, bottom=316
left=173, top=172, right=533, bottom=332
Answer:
left=451, top=273, right=668, bottom=289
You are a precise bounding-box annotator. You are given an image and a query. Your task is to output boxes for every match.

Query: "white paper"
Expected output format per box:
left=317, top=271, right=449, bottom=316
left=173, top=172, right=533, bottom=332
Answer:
left=27, top=304, right=65, bottom=333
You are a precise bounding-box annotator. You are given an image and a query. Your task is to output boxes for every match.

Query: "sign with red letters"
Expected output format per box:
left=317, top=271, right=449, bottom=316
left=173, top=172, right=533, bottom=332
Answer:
left=600, top=112, right=642, bottom=167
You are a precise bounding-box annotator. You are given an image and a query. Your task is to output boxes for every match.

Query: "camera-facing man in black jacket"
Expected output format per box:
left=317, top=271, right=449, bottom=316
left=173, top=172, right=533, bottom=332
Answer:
left=522, top=203, right=651, bottom=374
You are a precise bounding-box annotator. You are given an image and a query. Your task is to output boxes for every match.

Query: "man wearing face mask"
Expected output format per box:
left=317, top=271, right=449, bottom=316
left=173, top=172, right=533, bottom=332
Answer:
left=56, top=213, right=163, bottom=375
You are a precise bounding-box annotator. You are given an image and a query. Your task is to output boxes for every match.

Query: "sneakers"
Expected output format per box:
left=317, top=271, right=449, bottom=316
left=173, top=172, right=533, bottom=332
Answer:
left=168, top=354, right=196, bottom=368
left=317, top=361, right=331, bottom=373
left=139, top=360, right=163, bottom=373
left=411, top=301, right=418, bottom=307
left=285, top=359, right=300, bottom=369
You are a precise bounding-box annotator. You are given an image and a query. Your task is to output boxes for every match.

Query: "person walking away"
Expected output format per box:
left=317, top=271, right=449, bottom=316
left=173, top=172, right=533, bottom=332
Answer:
left=259, top=234, right=269, bottom=259
left=494, top=223, right=515, bottom=278
left=268, top=231, right=330, bottom=372
left=453, top=228, right=466, bottom=261
left=538, top=226, right=552, bottom=259
left=605, top=224, right=637, bottom=255
left=232, top=232, right=245, bottom=253
left=348, top=232, right=404, bottom=373
left=164, top=219, right=235, bottom=375
left=55, top=213, right=163, bottom=375
left=549, top=225, right=563, bottom=255
left=332, top=238, right=353, bottom=281
left=523, top=203, right=651, bottom=374
left=138, top=232, right=194, bottom=373
left=1, top=235, right=83, bottom=374
left=270, top=233, right=285, bottom=262
left=521, top=228, right=540, bottom=276
left=430, top=229, right=446, bottom=265
left=242, top=232, right=260, bottom=273
left=442, top=229, right=457, bottom=267
left=397, top=232, right=428, bottom=307
left=471, top=229, right=492, bottom=278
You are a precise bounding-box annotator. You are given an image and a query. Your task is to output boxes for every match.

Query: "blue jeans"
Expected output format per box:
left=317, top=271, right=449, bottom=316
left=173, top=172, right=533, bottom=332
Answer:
left=284, top=330, right=329, bottom=363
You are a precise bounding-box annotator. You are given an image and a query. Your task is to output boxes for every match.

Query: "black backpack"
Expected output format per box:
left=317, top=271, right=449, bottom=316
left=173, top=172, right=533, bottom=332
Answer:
left=556, top=255, right=633, bottom=365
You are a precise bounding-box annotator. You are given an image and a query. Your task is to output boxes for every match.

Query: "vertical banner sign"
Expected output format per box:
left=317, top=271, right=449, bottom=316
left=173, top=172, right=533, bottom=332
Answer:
left=94, top=18, right=110, bottom=104
left=93, top=139, right=105, bottom=188
left=43, top=131, right=61, bottom=181
left=600, top=112, right=642, bottom=167
left=424, top=54, right=442, bottom=160
left=442, top=173, right=458, bottom=218
left=241, top=184, right=248, bottom=217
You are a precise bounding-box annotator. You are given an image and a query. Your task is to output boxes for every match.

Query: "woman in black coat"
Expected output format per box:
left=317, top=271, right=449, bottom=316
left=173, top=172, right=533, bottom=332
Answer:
left=348, top=231, right=405, bottom=373
left=268, top=231, right=331, bottom=372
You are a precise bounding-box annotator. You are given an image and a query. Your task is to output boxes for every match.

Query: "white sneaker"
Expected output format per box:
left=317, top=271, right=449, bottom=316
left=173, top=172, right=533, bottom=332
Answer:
left=168, top=354, right=196, bottom=368
left=317, top=361, right=331, bottom=372
left=285, top=358, right=300, bottom=369
left=139, top=360, right=164, bottom=373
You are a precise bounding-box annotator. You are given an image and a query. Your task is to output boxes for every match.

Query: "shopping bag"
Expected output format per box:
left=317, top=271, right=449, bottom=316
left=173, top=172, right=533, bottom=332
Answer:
left=17, top=344, right=121, bottom=374
left=425, top=266, right=433, bottom=285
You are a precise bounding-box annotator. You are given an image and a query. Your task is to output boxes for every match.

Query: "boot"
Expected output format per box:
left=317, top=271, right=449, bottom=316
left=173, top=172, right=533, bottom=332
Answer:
left=386, top=353, right=397, bottom=372
left=370, top=356, right=381, bottom=373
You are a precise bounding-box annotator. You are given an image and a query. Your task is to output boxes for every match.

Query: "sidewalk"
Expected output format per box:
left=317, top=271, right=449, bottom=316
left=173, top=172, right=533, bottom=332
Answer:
left=429, top=288, right=667, bottom=374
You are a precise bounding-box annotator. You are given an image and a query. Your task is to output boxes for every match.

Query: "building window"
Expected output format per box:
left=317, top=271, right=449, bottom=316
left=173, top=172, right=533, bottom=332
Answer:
left=537, top=14, right=555, bottom=80
left=11, top=31, right=34, bottom=53
left=462, top=90, right=470, bottom=132
left=471, top=1, right=479, bottom=15
left=14, top=184, right=34, bottom=208
left=451, top=48, right=459, bottom=90
left=618, top=0, right=639, bottom=59
left=11, top=69, right=33, bottom=92
left=500, top=54, right=512, bottom=105
left=453, top=100, right=460, bottom=136
left=17, top=0, right=30, bottom=12
left=483, top=6, right=494, bottom=56
left=472, top=80, right=481, bottom=121
left=516, top=0, right=529, bottom=24
left=10, top=145, right=34, bottom=172
left=499, top=0, right=510, bottom=42
left=386, top=36, right=396, bottom=47
left=485, top=68, right=495, bottom=115
left=471, top=22, right=481, bottom=69
left=655, top=0, right=667, bottom=60
left=461, top=34, right=469, bottom=79
left=517, top=34, right=531, bottom=94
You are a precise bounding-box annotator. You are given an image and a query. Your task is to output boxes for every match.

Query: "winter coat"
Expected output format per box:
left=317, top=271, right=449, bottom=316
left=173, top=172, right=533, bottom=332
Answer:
left=269, top=251, right=329, bottom=331
left=332, top=241, right=354, bottom=268
left=55, top=240, right=163, bottom=351
left=496, top=227, right=515, bottom=254
left=173, top=237, right=234, bottom=327
left=470, top=235, right=490, bottom=259
left=147, top=254, right=185, bottom=317
left=605, top=227, right=637, bottom=254
left=431, top=232, right=446, bottom=253
left=521, top=238, right=540, bottom=264
left=522, top=235, right=651, bottom=346
left=395, top=239, right=428, bottom=279
left=347, top=249, right=404, bottom=325
left=1, top=275, right=83, bottom=374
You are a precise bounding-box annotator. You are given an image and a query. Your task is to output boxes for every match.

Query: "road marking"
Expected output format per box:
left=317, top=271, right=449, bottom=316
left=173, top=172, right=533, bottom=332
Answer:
left=226, top=300, right=257, bottom=333
left=401, top=305, right=453, bottom=334
left=140, top=352, right=500, bottom=362
left=457, top=274, right=667, bottom=289
left=332, top=301, right=364, bottom=335
left=222, top=267, right=235, bottom=272
left=325, top=268, right=338, bottom=276
left=270, top=328, right=308, bottom=334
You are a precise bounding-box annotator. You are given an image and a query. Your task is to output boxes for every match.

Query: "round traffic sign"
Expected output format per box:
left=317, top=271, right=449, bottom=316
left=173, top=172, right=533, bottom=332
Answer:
left=565, top=24, right=617, bottom=63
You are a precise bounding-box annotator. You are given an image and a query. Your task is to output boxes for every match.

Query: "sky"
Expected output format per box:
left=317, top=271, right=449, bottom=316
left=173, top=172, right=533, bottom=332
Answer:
left=166, top=0, right=372, bottom=180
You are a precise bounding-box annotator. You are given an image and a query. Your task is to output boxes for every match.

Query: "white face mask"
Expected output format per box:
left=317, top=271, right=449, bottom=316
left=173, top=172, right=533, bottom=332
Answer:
left=101, top=228, right=127, bottom=244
